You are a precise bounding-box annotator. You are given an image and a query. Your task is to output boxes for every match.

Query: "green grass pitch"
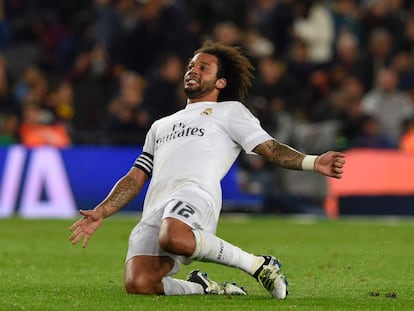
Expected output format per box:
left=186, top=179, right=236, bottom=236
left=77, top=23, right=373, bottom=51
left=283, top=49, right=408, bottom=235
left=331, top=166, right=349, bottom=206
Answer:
left=1, top=215, right=414, bottom=310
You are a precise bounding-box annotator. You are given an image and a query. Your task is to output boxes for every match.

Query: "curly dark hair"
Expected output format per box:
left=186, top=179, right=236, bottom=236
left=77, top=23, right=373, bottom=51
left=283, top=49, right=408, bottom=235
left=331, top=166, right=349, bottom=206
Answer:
left=194, top=40, right=254, bottom=103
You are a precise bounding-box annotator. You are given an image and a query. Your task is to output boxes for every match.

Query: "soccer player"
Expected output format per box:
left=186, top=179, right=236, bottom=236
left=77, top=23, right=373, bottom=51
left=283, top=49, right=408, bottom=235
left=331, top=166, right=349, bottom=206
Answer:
left=69, top=41, right=346, bottom=298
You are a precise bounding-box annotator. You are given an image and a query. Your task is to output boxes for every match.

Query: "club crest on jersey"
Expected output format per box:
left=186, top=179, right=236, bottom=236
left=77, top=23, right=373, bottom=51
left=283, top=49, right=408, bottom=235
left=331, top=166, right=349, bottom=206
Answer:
left=200, top=108, right=212, bottom=116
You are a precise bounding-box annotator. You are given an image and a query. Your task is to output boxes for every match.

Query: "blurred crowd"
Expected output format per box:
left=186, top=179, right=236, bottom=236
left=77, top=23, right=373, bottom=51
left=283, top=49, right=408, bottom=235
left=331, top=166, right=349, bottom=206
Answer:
left=0, top=0, right=414, bottom=157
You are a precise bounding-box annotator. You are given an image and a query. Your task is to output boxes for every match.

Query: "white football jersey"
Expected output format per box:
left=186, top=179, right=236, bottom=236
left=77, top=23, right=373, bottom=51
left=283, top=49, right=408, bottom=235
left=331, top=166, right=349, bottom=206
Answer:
left=134, top=101, right=273, bottom=223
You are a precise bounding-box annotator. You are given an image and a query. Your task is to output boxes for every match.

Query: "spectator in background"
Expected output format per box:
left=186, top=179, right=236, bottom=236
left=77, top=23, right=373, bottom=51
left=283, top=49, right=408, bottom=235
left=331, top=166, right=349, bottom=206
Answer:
left=310, top=88, right=349, bottom=123
left=360, top=0, right=392, bottom=40
left=378, top=0, right=409, bottom=51
left=245, top=0, right=294, bottom=58
left=27, top=2, right=89, bottom=75
left=331, top=31, right=364, bottom=86
left=398, top=15, right=414, bottom=54
left=184, top=0, right=249, bottom=34
left=19, top=102, right=71, bottom=148
left=115, top=0, right=194, bottom=76
left=390, top=51, right=414, bottom=91
left=249, top=55, right=299, bottom=124
left=335, top=76, right=366, bottom=149
left=267, top=97, right=295, bottom=145
left=211, top=21, right=256, bottom=65
left=303, top=69, right=332, bottom=121
left=0, top=54, right=16, bottom=115
left=359, top=28, right=394, bottom=90
left=0, top=0, right=12, bottom=50
left=0, top=112, right=18, bottom=144
left=0, top=55, right=20, bottom=146
left=361, top=67, right=414, bottom=145
left=211, top=21, right=243, bottom=48
left=285, top=38, right=314, bottom=93
left=243, top=29, right=275, bottom=62
left=351, top=114, right=396, bottom=149
left=293, top=0, right=334, bottom=65
left=47, top=80, right=75, bottom=127
left=331, top=0, right=363, bottom=45
left=66, top=43, right=113, bottom=137
left=93, top=0, right=133, bottom=58
left=12, top=65, right=49, bottom=108
left=237, top=154, right=273, bottom=195
left=102, top=70, right=149, bottom=145
left=399, top=115, right=414, bottom=154
left=141, top=54, right=185, bottom=123
left=341, top=74, right=366, bottom=100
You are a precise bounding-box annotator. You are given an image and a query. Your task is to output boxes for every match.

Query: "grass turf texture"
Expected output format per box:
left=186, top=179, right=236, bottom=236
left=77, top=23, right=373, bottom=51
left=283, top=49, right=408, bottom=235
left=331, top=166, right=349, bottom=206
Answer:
left=1, top=215, right=414, bottom=310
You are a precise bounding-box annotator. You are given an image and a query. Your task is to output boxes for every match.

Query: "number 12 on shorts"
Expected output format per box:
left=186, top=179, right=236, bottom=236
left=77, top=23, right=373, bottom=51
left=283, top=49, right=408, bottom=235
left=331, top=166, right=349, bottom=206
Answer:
left=170, top=201, right=195, bottom=219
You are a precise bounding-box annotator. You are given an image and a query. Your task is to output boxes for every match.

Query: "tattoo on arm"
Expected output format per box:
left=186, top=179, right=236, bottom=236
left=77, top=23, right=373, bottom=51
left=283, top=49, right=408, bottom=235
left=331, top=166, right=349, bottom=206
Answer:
left=256, top=140, right=305, bottom=169
left=101, top=206, right=108, bottom=218
left=103, top=175, right=140, bottom=216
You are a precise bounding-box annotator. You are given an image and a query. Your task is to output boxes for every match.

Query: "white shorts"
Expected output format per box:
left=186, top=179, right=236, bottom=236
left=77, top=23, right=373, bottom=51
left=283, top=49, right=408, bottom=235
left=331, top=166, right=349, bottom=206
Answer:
left=125, top=198, right=218, bottom=276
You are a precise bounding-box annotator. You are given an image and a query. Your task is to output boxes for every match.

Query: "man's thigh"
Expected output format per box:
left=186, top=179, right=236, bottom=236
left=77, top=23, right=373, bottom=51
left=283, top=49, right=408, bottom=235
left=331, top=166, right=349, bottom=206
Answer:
left=126, top=219, right=187, bottom=275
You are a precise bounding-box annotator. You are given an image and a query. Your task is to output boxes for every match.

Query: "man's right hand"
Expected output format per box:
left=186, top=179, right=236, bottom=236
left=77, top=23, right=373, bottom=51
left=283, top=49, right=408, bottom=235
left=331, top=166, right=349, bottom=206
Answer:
left=69, top=209, right=104, bottom=248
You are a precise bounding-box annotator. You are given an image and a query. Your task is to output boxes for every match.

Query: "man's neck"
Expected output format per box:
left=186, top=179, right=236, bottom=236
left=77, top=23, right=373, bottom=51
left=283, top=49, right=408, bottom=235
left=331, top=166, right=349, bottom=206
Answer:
left=187, top=98, right=218, bottom=104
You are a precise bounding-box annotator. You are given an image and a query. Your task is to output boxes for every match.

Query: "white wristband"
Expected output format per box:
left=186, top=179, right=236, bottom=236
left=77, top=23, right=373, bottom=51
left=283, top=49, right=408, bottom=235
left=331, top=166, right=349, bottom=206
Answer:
left=301, top=155, right=318, bottom=171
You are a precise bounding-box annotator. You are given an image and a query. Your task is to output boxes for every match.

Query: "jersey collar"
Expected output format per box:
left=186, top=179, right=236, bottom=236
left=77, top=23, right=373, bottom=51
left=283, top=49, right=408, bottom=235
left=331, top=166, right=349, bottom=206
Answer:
left=185, top=101, right=217, bottom=110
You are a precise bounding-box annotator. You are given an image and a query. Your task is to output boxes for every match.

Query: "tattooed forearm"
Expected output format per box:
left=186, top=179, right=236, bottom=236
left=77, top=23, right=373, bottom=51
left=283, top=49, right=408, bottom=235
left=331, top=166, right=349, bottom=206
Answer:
left=108, top=175, right=140, bottom=211
left=93, top=169, right=148, bottom=219
left=255, top=140, right=305, bottom=169
left=96, top=175, right=141, bottom=218
left=101, top=206, right=109, bottom=218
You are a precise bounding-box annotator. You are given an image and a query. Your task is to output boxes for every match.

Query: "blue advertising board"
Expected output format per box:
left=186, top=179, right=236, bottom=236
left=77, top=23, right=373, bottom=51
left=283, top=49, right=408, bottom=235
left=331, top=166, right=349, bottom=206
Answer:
left=0, top=145, right=261, bottom=218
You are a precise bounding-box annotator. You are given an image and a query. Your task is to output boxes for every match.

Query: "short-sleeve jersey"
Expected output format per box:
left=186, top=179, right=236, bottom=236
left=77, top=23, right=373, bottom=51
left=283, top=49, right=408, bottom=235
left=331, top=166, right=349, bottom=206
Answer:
left=134, top=101, right=273, bottom=222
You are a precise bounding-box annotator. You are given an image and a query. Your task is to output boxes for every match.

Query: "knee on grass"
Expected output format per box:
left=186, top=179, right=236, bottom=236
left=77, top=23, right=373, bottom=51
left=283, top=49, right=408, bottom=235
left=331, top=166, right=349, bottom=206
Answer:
left=125, top=274, right=160, bottom=295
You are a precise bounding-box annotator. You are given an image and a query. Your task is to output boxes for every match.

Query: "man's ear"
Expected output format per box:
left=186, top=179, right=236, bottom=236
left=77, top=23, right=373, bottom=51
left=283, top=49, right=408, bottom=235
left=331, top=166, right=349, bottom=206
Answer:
left=215, top=78, right=227, bottom=89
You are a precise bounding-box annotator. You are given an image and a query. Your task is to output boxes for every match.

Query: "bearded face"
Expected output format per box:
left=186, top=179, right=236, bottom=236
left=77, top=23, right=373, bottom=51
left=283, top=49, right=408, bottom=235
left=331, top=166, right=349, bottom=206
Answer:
left=184, top=76, right=217, bottom=99
left=183, top=53, right=221, bottom=101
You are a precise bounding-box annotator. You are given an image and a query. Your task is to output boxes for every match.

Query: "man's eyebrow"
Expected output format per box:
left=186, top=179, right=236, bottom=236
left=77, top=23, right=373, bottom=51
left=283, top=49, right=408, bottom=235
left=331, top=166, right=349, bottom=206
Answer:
left=188, top=61, right=212, bottom=66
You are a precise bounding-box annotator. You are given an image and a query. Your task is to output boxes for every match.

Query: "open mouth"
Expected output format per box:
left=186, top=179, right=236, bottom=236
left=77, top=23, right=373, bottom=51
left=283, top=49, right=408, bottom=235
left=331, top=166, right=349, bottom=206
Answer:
left=185, top=78, right=199, bottom=87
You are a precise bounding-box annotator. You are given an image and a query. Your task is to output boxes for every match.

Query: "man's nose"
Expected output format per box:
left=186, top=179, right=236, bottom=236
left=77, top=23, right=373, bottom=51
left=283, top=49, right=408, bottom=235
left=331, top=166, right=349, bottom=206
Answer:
left=189, top=67, right=200, bottom=75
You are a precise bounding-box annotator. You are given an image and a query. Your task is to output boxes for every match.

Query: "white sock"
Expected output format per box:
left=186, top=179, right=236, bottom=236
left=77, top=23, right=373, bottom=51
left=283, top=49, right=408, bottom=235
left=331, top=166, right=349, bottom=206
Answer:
left=190, top=229, right=264, bottom=275
left=162, top=276, right=204, bottom=295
